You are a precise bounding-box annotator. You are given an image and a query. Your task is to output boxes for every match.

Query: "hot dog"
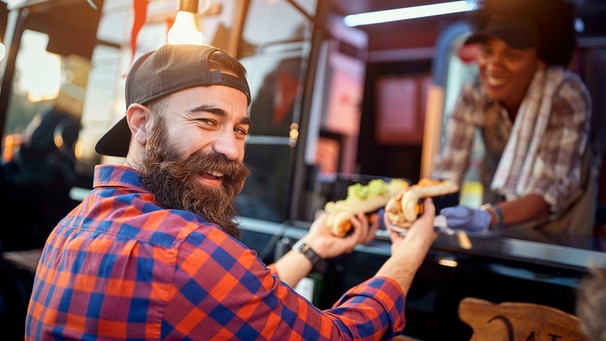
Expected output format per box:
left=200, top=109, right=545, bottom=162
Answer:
left=385, top=178, right=459, bottom=229
left=324, top=178, right=408, bottom=237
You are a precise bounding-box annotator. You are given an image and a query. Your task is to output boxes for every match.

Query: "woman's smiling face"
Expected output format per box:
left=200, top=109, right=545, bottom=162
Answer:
left=476, top=37, right=545, bottom=114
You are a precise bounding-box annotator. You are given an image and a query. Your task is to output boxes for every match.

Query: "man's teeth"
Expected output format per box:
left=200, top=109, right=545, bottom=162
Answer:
left=209, top=171, right=223, bottom=177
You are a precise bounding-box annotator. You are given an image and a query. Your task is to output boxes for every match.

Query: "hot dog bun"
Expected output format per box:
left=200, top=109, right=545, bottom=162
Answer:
left=324, top=178, right=408, bottom=237
left=385, top=178, right=459, bottom=229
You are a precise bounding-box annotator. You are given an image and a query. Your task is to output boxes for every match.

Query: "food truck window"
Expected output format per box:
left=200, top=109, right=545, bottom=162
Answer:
left=0, top=0, right=108, bottom=251
left=421, top=21, right=481, bottom=208
left=235, top=0, right=318, bottom=223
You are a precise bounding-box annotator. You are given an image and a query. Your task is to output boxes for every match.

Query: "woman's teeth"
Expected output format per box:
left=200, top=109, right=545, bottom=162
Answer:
left=487, top=76, right=506, bottom=86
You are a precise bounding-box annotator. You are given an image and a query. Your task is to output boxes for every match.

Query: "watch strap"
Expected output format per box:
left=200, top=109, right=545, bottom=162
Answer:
left=292, top=240, right=328, bottom=273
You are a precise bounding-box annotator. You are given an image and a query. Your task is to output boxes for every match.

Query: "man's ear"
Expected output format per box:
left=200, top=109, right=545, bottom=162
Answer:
left=126, top=103, right=152, bottom=148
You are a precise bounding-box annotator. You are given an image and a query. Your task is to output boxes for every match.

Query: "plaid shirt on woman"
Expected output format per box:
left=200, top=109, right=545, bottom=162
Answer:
left=26, top=164, right=405, bottom=340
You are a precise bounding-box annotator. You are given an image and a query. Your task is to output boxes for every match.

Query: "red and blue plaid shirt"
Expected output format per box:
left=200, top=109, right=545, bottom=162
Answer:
left=26, top=164, right=406, bottom=340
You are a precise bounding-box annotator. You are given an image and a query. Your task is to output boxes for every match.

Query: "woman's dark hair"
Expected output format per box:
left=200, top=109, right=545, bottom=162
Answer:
left=468, top=0, right=577, bottom=67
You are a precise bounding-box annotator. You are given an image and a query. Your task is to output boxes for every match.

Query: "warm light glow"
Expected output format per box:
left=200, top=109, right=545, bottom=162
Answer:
left=54, top=131, right=65, bottom=149
left=74, top=140, right=83, bottom=159
left=457, top=231, right=473, bottom=250
left=16, top=31, right=62, bottom=102
left=438, top=258, right=459, bottom=268
left=3, top=134, right=22, bottom=162
left=26, top=52, right=62, bottom=102
left=3, top=135, right=15, bottom=161
left=167, top=10, right=204, bottom=45
left=344, top=1, right=474, bottom=27
left=0, top=43, right=6, bottom=62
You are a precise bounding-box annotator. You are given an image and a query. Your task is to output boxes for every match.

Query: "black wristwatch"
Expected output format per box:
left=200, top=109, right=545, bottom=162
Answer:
left=292, top=240, right=328, bottom=273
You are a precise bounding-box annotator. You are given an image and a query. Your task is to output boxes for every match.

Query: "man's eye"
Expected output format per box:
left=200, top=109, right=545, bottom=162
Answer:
left=235, top=127, right=249, bottom=137
left=199, top=118, right=216, bottom=126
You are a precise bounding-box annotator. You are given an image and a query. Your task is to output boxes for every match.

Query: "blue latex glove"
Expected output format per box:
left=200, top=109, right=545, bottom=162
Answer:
left=440, top=205, right=491, bottom=233
left=377, top=208, right=387, bottom=231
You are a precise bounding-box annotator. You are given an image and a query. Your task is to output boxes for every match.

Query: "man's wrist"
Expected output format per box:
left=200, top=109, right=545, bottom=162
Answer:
left=292, top=240, right=328, bottom=273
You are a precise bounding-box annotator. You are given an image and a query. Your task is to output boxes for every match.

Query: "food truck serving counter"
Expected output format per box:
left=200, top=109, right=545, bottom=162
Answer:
left=238, top=217, right=606, bottom=341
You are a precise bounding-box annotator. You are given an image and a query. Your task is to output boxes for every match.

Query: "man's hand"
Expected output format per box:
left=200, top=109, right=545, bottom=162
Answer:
left=376, top=198, right=438, bottom=295
left=302, top=211, right=379, bottom=259
left=273, top=212, right=379, bottom=288
left=439, top=205, right=490, bottom=233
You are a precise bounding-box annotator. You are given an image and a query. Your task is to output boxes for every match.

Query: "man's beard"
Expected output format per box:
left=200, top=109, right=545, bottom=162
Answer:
left=138, top=117, right=250, bottom=239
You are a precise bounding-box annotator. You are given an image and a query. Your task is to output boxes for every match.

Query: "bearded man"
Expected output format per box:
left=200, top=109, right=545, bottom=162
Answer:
left=25, top=44, right=437, bottom=340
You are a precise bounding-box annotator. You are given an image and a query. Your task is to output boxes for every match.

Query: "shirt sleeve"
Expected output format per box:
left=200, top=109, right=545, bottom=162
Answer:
left=525, top=76, right=592, bottom=212
left=162, top=226, right=406, bottom=340
left=266, top=263, right=279, bottom=277
left=432, top=82, right=480, bottom=186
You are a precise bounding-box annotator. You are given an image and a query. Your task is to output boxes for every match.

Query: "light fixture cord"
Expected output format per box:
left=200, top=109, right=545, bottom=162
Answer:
left=179, top=0, right=198, bottom=13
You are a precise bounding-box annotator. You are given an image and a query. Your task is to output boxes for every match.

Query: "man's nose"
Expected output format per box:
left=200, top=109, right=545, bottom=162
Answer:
left=212, top=130, right=240, bottom=160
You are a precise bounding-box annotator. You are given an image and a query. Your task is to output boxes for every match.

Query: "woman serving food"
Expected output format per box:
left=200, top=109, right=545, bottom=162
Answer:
left=432, top=0, right=596, bottom=235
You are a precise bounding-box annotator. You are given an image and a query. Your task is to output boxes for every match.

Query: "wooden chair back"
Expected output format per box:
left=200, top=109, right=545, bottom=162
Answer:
left=458, top=297, right=586, bottom=341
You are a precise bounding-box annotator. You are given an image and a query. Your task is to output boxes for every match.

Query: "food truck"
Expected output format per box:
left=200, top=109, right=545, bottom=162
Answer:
left=1, top=0, right=606, bottom=339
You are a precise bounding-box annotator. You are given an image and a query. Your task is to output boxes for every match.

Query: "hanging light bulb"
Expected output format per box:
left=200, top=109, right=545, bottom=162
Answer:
left=167, top=0, right=204, bottom=45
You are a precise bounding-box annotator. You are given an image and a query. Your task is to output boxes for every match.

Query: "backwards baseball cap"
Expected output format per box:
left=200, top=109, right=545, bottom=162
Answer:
left=464, top=16, right=540, bottom=50
left=95, top=44, right=251, bottom=157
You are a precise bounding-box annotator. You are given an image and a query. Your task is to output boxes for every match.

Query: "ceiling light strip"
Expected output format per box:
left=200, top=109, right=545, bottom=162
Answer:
left=344, top=1, right=475, bottom=27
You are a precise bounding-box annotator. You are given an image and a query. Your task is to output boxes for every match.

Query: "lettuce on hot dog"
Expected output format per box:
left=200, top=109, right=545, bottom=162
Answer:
left=324, top=178, right=408, bottom=237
